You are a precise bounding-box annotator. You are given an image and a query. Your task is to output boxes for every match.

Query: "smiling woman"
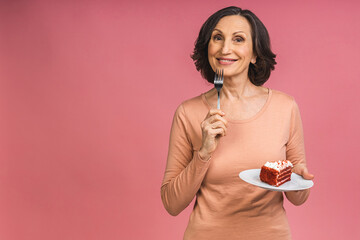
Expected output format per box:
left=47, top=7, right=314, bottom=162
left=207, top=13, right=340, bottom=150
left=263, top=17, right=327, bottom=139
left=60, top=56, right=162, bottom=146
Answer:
left=160, top=6, right=314, bottom=240
left=192, top=7, right=276, bottom=86
left=208, top=16, right=258, bottom=79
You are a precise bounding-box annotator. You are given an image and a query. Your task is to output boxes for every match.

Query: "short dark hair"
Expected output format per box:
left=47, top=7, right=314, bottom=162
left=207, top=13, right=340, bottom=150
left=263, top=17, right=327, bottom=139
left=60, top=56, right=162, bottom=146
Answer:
left=191, top=6, right=276, bottom=86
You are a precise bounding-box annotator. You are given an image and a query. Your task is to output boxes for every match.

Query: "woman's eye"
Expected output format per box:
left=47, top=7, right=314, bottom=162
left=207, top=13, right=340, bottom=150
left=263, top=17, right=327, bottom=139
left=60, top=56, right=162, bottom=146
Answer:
left=213, top=35, right=222, bottom=41
left=234, top=37, right=244, bottom=43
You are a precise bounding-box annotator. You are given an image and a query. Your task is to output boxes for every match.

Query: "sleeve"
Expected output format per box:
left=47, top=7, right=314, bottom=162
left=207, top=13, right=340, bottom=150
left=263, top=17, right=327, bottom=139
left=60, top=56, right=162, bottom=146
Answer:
left=286, top=99, right=306, bottom=166
left=160, top=104, right=211, bottom=216
left=285, top=99, right=311, bottom=205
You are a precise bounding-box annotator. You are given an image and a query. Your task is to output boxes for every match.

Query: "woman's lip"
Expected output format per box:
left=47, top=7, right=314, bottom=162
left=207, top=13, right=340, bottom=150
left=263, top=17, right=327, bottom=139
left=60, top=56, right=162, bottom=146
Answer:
left=217, top=58, right=237, bottom=65
left=217, top=57, right=237, bottom=60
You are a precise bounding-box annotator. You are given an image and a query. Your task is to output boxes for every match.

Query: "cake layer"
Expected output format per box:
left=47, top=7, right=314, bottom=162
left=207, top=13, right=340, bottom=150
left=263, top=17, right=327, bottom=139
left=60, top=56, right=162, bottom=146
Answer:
left=260, top=163, right=292, bottom=187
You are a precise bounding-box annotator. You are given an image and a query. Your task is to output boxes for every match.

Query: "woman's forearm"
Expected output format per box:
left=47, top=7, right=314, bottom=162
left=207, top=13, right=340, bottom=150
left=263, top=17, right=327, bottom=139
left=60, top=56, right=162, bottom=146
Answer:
left=161, top=152, right=210, bottom=216
left=285, top=189, right=311, bottom=206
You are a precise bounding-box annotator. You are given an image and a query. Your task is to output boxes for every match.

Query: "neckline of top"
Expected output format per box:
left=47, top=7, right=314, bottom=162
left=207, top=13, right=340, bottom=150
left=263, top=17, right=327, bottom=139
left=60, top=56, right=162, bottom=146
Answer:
left=201, top=88, right=272, bottom=124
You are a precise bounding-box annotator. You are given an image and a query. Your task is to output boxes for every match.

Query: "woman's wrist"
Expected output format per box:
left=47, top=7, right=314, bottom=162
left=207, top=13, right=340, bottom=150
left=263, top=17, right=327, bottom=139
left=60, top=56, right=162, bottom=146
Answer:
left=285, top=189, right=310, bottom=206
left=198, top=149, right=211, bottom=161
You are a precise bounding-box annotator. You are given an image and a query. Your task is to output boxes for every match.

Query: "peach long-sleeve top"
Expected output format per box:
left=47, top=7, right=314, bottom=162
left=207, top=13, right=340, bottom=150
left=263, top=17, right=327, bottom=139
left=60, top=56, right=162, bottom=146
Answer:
left=161, top=89, right=308, bottom=239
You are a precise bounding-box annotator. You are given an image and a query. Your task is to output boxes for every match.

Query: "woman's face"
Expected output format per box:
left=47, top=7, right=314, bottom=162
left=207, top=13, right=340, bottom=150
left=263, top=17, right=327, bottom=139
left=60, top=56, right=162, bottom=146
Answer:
left=208, top=15, right=256, bottom=78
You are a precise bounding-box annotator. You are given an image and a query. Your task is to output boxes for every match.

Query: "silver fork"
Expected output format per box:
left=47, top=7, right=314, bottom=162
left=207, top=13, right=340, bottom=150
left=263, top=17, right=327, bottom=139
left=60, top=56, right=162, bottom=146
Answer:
left=214, top=69, right=224, bottom=109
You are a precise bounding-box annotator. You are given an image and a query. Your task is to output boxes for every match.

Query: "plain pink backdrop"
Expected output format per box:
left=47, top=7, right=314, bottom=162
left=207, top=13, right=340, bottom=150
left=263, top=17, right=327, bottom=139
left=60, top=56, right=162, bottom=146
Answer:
left=1, top=0, right=359, bottom=239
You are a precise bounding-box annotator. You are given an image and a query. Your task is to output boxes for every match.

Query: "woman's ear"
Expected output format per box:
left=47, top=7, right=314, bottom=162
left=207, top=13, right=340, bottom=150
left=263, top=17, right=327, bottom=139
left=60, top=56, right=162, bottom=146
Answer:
left=251, top=55, right=257, bottom=64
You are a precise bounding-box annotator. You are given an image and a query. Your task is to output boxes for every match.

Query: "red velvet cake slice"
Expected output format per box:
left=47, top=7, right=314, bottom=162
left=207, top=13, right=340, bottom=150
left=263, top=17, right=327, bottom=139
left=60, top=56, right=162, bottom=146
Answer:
left=260, top=160, right=293, bottom=187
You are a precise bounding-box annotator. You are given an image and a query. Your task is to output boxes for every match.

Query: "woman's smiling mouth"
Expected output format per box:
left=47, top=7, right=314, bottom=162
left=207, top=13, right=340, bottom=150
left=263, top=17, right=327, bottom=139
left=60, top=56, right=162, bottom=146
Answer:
left=217, top=57, right=238, bottom=65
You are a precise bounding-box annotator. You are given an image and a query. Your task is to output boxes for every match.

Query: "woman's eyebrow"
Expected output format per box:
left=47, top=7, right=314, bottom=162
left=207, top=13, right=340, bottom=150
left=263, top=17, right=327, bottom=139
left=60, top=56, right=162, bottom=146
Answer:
left=213, top=29, right=246, bottom=35
left=233, top=31, right=246, bottom=35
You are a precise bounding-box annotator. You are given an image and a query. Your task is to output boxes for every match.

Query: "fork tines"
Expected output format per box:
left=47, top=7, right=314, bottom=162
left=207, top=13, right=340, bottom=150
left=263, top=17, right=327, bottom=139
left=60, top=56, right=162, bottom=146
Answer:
left=214, top=69, right=224, bottom=109
left=214, top=69, right=224, bottom=91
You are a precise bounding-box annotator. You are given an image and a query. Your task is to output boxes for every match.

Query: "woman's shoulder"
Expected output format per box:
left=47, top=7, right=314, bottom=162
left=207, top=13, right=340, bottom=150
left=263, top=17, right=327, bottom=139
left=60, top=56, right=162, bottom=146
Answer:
left=174, top=93, right=209, bottom=121
left=268, top=88, right=301, bottom=114
left=270, top=88, right=297, bottom=105
left=178, top=92, right=209, bottom=109
left=271, top=88, right=295, bottom=100
left=181, top=94, right=205, bottom=106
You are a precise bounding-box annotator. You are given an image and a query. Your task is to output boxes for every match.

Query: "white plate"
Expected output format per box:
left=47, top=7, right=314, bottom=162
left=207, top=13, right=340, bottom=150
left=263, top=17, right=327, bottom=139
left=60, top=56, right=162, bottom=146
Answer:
left=239, top=169, right=314, bottom=192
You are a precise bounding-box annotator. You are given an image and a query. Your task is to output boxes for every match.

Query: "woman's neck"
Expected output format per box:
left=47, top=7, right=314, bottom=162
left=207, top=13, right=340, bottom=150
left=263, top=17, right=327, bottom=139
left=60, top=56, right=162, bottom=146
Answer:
left=221, top=75, right=259, bottom=101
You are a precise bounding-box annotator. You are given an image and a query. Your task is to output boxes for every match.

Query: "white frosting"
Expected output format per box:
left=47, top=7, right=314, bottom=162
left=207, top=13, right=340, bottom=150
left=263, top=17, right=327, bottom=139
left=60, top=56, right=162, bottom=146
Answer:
left=264, top=160, right=293, bottom=172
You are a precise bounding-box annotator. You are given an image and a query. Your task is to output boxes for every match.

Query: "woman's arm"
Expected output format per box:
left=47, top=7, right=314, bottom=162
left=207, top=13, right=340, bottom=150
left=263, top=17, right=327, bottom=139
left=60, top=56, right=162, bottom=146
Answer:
left=285, top=164, right=314, bottom=205
left=161, top=152, right=210, bottom=216
left=161, top=105, right=227, bottom=216
left=285, top=99, right=314, bottom=206
left=160, top=104, right=210, bottom=216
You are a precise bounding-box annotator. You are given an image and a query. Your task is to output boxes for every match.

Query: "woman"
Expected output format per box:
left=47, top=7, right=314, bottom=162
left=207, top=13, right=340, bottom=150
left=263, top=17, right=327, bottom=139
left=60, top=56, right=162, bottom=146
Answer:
left=161, top=6, right=314, bottom=239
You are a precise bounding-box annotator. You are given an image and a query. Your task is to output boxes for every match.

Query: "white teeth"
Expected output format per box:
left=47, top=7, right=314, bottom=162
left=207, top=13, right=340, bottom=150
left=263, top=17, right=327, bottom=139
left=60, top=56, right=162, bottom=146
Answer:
left=219, top=59, right=235, bottom=62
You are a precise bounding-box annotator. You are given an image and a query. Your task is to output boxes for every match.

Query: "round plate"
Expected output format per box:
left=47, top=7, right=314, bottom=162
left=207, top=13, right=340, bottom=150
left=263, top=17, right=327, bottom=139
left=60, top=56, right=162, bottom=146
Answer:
left=239, top=169, right=314, bottom=192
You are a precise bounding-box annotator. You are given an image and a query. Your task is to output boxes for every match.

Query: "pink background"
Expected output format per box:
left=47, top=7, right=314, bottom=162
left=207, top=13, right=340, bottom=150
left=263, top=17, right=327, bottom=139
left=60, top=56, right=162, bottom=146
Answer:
left=1, top=0, right=359, bottom=239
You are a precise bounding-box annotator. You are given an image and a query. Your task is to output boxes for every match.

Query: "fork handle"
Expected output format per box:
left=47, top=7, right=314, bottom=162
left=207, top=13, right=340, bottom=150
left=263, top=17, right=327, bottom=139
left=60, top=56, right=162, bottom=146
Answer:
left=217, top=91, right=220, bottom=109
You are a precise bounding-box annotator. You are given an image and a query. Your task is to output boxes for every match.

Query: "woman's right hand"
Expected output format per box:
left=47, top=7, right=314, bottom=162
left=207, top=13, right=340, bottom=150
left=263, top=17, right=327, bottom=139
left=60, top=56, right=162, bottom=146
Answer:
left=198, top=109, right=228, bottom=161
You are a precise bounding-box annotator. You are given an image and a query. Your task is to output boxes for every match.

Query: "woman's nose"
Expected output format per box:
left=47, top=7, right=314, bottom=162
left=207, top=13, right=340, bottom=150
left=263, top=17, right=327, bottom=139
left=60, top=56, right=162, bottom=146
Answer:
left=221, top=40, right=232, bottom=54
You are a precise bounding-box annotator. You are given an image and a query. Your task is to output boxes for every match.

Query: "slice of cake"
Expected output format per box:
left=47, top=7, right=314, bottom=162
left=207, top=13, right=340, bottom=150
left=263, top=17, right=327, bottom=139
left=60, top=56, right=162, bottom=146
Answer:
left=260, top=160, right=293, bottom=187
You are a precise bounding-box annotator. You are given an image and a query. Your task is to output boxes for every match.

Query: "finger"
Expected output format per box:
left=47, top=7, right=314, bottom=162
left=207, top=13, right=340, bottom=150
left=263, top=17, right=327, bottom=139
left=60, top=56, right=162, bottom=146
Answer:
left=293, top=166, right=314, bottom=180
left=207, top=109, right=225, bottom=118
left=201, top=116, right=227, bottom=129
left=212, top=127, right=226, bottom=137
left=207, top=114, right=228, bottom=126
left=210, top=121, right=227, bottom=132
left=301, top=168, right=315, bottom=180
left=209, top=123, right=227, bottom=136
left=202, top=123, right=227, bottom=138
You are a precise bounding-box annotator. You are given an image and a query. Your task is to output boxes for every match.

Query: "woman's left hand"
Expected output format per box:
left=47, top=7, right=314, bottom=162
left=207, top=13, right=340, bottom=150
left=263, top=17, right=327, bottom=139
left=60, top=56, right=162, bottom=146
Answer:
left=291, top=164, right=314, bottom=180
left=285, top=163, right=314, bottom=206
